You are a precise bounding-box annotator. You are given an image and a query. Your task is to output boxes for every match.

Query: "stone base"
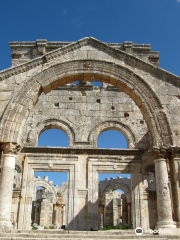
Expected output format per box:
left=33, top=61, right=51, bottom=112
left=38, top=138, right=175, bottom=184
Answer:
left=156, top=220, right=176, bottom=229
left=0, top=221, right=12, bottom=232
left=155, top=221, right=178, bottom=235
left=154, top=227, right=180, bottom=235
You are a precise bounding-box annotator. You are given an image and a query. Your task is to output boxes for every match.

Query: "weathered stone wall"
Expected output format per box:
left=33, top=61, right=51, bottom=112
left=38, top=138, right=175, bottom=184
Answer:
left=21, top=83, right=150, bottom=149
left=0, top=37, right=180, bottom=233
left=0, top=38, right=180, bottom=146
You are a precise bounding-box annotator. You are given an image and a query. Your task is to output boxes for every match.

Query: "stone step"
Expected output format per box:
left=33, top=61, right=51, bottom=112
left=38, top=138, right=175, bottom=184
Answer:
left=10, top=230, right=135, bottom=235
left=0, top=232, right=179, bottom=240
left=0, top=237, right=178, bottom=240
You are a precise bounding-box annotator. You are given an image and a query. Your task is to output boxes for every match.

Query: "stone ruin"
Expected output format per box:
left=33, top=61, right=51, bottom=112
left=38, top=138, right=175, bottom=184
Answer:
left=28, top=176, right=132, bottom=230
left=0, top=38, right=180, bottom=235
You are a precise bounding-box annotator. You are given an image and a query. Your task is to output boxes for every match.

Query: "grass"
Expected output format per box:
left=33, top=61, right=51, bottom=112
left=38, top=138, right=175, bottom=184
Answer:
left=32, top=226, right=38, bottom=230
left=100, top=224, right=133, bottom=231
left=49, top=226, right=55, bottom=229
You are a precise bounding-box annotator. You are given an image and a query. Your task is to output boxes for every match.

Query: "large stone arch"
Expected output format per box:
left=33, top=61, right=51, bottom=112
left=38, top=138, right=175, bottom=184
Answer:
left=0, top=59, right=173, bottom=147
left=22, top=118, right=75, bottom=147
left=88, top=120, right=137, bottom=149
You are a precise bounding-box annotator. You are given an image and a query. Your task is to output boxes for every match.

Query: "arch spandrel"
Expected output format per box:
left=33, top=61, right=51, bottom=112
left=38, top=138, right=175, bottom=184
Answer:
left=0, top=59, right=173, bottom=147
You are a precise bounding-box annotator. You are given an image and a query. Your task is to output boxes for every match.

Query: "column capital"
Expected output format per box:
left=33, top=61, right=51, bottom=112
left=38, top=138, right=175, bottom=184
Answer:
left=167, top=147, right=180, bottom=160
left=150, top=147, right=168, bottom=160
left=0, top=142, right=21, bottom=155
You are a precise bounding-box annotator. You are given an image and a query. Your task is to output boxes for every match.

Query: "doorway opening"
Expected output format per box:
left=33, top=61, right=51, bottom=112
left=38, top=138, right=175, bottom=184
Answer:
left=32, top=172, right=68, bottom=229
left=98, top=173, right=131, bottom=229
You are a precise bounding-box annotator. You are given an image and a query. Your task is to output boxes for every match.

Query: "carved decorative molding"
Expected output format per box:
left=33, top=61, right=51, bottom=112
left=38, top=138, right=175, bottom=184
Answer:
left=1, top=143, right=21, bottom=155
left=0, top=37, right=179, bottom=87
left=150, top=147, right=180, bottom=160
left=150, top=147, right=168, bottom=159
left=167, top=147, right=180, bottom=160
left=0, top=59, right=173, bottom=147
left=22, top=146, right=144, bottom=156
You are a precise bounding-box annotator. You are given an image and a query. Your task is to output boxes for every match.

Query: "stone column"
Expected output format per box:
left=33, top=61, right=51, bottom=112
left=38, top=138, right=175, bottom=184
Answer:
left=40, top=198, right=46, bottom=227
left=128, top=203, right=131, bottom=224
left=113, top=198, right=119, bottom=226
left=169, top=147, right=180, bottom=227
left=62, top=205, right=66, bottom=225
left=54, top=209, right=59, bottom=227
left=0, top=143, right=19, bottom=232
left=152, top=148, right=175, bottom=229
left=131, top=172, right=144, bottom=228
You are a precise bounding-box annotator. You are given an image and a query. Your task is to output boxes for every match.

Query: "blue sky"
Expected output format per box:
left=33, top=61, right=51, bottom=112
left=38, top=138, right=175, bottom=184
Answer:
left=1, top=0, right=180, bottom=75
left=1, top=0, right=180, bottom=187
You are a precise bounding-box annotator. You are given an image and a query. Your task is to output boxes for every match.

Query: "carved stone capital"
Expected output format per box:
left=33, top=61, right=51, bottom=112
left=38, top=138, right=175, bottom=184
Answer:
left=150, top=147, right=167, bottom=160
left=167, top=147, right=180, bottom=160
left=1, top=143, right=21, bottom=155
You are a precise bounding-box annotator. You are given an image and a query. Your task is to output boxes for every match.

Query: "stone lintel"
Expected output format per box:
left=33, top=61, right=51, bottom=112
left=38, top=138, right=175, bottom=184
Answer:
left=22, top=146, right=144, bottom=156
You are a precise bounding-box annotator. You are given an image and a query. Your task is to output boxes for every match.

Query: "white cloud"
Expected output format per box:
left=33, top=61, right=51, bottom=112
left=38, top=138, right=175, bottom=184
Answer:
left=63, top=10, right=68, bottom=16
left=177, top=0, right=180, bottom=2
left=72, top=16, right=84, bottom=28
left=72, top=16, right=81, bottom=23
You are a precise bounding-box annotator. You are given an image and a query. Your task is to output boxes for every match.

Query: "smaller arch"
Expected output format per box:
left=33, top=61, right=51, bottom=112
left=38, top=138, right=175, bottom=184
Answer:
left=23, top=118, right=75, bottom=147
left=104, top=182, right=131, bottom=203
left=34, top=178, right=56, bottom=197
left=89, top=121, right=137, bottom=149
left=99, top=177, right=131, bottom=194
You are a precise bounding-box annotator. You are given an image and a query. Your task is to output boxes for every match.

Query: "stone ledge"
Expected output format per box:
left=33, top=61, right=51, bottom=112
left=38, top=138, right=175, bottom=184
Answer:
left=22, top=147, right=144, bottom=156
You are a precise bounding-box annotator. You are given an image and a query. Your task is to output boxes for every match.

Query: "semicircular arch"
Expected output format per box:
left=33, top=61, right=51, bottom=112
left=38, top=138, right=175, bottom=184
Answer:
left=0, top=59, right=173, bottom=147
left=34, top=179, right=56, bottom=196
left=89, top=121, right=136, bottom=149
left=22, top=118, right=75, bottom=147
left=102, top=181, right=131, bottom=202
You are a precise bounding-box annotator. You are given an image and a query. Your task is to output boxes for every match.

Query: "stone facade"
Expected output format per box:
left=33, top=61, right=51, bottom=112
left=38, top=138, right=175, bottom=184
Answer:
left=0, top=37, right=180, bottom=234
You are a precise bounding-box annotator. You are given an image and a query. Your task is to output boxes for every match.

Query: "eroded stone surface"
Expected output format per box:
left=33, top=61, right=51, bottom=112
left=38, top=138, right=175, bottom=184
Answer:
left=0, top=37, right=180, bottom=234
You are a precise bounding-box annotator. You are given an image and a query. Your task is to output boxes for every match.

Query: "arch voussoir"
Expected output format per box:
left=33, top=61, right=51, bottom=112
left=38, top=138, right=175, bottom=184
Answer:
left=0, top=60, right=173, bottom=147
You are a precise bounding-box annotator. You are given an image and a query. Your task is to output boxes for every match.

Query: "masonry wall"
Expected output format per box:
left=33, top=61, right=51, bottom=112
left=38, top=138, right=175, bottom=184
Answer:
left=21, top=83, right=150, bottom=149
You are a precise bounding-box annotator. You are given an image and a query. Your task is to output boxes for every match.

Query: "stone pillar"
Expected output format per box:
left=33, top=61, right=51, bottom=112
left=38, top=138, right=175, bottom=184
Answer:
left=18, top=157, right=34, bottom=230
left=54, top=209, right=59, bottom=227
left=34, top=205, right=38, bottom=224
left=0, top=143, right=18, bottom=232
left=113, top=198, right=119, bottom=226
left=62, top=205, right=66, bottom=226
left=128, top=203, right=131, bottom=224
left=100, top=214, right=103, bottom=229
left=88, top=161, right=99, bottom=230
left=131, top=172, right=144, bottom=229
left=152, top=148, right=175, bottom=229
left=169, top=147, right=180, bottom=227
left=40, top=198, right=46, bottom=227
